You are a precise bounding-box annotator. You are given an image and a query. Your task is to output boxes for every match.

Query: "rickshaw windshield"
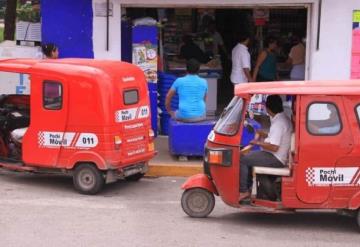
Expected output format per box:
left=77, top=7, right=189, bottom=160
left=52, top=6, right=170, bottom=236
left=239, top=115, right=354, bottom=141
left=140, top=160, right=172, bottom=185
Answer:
left=214, top=96, right=244, bottom=136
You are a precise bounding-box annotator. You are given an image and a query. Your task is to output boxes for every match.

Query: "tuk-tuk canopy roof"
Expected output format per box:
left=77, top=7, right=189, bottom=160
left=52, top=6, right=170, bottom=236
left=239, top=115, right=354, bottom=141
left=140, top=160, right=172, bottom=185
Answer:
left=0, top=58, right=141, bottom=79
left=235, top=80, right=360, bottom=96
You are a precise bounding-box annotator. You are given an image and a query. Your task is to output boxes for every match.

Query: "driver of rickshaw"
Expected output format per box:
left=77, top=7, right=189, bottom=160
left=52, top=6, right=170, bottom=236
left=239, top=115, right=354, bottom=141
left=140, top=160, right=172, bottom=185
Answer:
left=239, top=95, right=292, bottom=202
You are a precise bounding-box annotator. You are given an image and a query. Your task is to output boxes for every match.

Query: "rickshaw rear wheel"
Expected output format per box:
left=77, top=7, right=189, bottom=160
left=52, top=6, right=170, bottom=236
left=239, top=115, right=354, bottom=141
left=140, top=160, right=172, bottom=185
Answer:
left=181, top=188, right=215, bottom=218
left=73, top=164, right=104, bottom=195
left=125, top=173, right=145, bottom=182
left=357, top=209, right=360, bottom=229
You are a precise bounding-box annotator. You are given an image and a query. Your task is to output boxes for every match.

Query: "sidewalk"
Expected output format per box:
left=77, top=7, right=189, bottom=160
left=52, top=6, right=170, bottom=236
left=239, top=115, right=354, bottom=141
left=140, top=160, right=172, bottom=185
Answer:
left=147, top=135, right=203, bottom=177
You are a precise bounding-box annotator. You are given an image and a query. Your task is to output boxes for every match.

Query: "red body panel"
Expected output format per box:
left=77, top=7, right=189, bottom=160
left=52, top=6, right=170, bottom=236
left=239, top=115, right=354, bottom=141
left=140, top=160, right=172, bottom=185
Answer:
left=182, top=173, right=218, bottom=195
left=0, top=59, right=155, bottom=172
left=190, top=81, right=360, bottom=211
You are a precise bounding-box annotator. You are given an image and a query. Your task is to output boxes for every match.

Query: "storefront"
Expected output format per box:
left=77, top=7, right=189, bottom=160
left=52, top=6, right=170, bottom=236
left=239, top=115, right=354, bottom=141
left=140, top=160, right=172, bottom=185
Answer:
left=39, top=0, right=360, bottom=134
left=121, top=6, right=307, bottom=106
left=89, top=0, right=359, bottom=80
left=39, top=0, right=360, bottom=81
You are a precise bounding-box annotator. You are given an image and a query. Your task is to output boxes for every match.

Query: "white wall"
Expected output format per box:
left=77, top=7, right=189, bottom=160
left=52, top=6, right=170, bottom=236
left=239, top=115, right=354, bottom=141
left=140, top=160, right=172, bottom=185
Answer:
left=310, top=0, right=360, bottom=80
left=0, top=72, right=30, bottom=95
left=92, top=0, right=360, bottom=80
left=92, top=0, right=121, bottom=59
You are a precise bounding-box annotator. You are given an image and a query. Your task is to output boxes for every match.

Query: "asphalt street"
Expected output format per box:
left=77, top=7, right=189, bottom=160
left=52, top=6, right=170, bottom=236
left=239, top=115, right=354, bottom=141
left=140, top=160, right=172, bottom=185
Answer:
left=0, top=170, right=359, bottom=247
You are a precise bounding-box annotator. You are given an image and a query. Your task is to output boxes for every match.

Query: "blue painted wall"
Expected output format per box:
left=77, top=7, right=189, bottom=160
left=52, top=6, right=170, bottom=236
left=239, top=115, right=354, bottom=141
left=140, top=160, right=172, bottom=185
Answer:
left=41, top=0, right=94, bottom=58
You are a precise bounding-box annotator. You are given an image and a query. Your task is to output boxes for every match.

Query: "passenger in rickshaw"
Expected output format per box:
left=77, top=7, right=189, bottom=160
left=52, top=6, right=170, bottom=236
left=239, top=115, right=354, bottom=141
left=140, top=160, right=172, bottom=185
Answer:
left=239, top=95, right=292, bottom=201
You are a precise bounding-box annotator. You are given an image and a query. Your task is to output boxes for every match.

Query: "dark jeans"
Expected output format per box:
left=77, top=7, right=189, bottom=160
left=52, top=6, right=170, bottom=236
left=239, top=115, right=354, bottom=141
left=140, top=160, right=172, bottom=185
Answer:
left=240, top=151, right=283, bottom=192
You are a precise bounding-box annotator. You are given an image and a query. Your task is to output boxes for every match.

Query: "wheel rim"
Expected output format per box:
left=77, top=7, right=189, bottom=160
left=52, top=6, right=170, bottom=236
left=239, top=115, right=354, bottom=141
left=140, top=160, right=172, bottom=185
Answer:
left=188, top=191, right=210, bottom=213
left=78, top=169, right=95, bottom=190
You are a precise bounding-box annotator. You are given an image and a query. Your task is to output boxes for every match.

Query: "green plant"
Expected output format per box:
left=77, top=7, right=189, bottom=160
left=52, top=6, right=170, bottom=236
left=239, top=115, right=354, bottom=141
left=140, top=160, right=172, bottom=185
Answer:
left=17, top=2, right=40, bottom=22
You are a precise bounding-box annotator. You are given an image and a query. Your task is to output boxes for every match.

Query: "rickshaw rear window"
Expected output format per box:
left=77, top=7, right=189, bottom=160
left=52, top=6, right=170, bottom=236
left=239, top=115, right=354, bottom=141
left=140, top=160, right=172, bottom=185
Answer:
left=307, top=102, right=341, bottom=135
left=214, top=97, right=244, bottom=135
left=124, top=89, right=139, bottom=105
left=43, top=81, right=62, bottom=110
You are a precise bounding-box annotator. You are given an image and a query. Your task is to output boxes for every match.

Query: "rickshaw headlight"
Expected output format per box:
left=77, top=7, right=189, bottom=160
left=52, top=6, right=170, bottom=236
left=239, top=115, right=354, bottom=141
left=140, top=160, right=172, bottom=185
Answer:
left=206, top=148, right=232, bottom=167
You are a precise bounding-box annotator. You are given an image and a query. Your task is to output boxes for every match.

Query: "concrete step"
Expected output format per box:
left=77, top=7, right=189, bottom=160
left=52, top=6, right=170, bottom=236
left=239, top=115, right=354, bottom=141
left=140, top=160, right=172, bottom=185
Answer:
left=147, top=135, right=203, bottom=177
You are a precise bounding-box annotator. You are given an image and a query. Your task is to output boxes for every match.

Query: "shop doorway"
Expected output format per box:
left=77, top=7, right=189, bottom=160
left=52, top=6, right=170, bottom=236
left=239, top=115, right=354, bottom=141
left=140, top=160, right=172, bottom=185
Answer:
left=122, top=6, right=309, bottom=113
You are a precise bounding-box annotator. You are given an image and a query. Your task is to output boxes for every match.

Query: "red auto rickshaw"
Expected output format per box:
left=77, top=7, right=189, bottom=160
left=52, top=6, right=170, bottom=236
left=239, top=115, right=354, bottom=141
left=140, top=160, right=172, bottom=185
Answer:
left=0, top=59, right=156, bottom=194
left=181, top=80, right=360, bottom=229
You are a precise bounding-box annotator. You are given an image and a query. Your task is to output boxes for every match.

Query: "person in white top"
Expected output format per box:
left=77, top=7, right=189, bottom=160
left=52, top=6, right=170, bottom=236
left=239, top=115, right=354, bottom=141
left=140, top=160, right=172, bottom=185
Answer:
left=239, top=95, right=292, bottom=201
left=230, top=33, right=253, bottom=84
left=206, top=22, right=227, bottom=57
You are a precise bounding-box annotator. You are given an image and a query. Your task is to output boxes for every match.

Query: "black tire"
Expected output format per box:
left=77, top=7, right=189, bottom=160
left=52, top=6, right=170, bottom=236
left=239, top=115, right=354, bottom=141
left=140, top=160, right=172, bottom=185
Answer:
left=125, top=173, right=145, bottom=182
left=73, top=164, right=104, bottom=195
left=357, top=209, right=360, bottom=230
left=181, top=188, right=215, bottom=218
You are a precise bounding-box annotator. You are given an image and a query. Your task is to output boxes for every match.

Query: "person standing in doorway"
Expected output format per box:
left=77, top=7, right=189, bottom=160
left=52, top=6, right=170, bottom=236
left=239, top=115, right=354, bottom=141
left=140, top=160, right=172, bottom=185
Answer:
left=42, top=43, right=59, bottom=59
left=179, top=35, right=210, bottom=64
left=230, top=33, right=253, bottom=85
left=205, top=21, right=227, bottom=58
left=287, top=35, right=305, bottom=80
left=252, top=36, right=279, bottom=82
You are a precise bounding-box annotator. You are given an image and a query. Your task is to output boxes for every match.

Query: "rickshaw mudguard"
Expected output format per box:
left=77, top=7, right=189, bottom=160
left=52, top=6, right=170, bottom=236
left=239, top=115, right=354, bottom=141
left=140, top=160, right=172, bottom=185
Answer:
left=67, top=151, right=107, bottom=170
left=348, top=191, right=360, bottom=210
left=181, top=173, right=218, bottom=195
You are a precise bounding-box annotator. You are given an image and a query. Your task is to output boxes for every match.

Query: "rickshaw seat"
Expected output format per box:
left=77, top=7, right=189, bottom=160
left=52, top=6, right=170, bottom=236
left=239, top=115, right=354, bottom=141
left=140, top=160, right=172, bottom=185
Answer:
left=253, top=133, right=295, bottom=177
left=253, top=166, right=291, bottom=176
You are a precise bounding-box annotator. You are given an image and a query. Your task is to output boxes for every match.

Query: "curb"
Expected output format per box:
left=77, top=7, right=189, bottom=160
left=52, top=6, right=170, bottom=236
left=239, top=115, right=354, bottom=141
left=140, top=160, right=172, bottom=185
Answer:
left=146, top=163, right=202, bottom=177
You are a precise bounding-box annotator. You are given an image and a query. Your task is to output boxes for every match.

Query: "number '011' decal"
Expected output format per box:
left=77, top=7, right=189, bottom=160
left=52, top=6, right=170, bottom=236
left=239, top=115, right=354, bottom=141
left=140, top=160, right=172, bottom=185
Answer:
left=38, top=132, right=98, bottom=149
left=75, top=133, right=98, bottom=148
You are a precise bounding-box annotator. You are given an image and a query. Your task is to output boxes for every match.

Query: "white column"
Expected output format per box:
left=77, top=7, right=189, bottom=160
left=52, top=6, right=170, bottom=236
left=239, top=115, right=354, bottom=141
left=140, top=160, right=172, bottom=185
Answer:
left=92, top=0, right=122, bottom=59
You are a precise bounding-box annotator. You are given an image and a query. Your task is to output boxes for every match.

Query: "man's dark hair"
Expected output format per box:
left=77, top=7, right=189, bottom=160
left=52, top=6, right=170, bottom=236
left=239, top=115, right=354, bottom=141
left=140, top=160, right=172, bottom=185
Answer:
left=186, top=59, right=200, bottom=74
left=291, top=33, right=303, bottom=44
left=265, top=95, right=283, bottom=114
left=264, top=36, right=277, bottom=48
left=238, top=32, right=250, bottom=43
left=41, top=43, right=58, bottom=58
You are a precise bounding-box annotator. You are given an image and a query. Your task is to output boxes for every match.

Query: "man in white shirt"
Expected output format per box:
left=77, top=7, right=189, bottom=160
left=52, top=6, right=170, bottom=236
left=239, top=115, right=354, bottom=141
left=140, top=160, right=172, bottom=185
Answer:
left=239, top=95, right=292, bottom=201
left=230, top=33, right=253, bottom=84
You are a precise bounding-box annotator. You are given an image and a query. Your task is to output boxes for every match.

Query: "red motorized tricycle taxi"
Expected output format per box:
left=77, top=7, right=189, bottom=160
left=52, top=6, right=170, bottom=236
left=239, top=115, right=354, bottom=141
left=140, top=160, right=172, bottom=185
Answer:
left=0, top=59, right=156, bottom=194
left=181, top=80, right=360, bottom=229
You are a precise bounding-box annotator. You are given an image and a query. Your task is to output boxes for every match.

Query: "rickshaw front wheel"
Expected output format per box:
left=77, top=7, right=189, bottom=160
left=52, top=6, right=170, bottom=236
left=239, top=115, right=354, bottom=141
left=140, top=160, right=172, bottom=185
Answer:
left=73, top=164, right=104, bottom=195
left=181, top=188, right=215, bottom=218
